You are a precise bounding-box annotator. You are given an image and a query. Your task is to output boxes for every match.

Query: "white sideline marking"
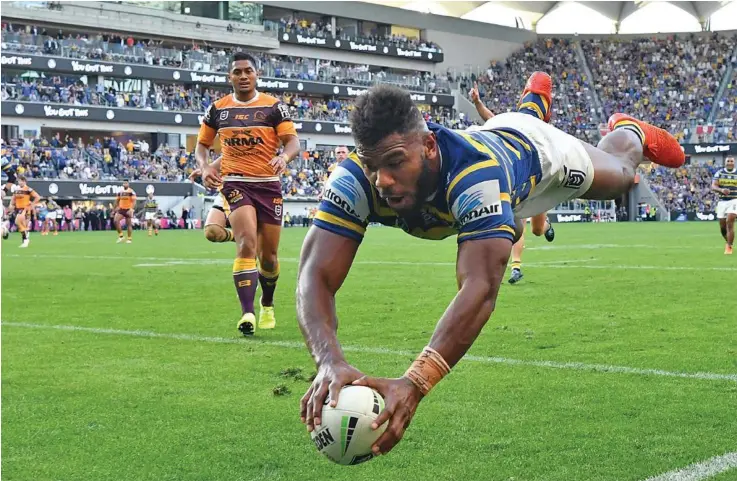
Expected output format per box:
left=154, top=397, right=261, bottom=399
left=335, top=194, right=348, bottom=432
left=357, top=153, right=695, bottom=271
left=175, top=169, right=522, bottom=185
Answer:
left=5, top=254, right=735, bottom=271
left=3, top=322, right=736, bottom=383
left=642, top=452, right=737, bottom=481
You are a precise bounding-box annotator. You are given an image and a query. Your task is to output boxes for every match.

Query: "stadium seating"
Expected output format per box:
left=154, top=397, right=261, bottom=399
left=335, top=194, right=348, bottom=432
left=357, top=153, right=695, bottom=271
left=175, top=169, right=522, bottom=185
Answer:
left=462, top=38, right=601, bottom=143
left=712, top=70, right=737, bottom=143
left=645, top=163, right=722, bottom=214
left=582, top=34, right=737, bottom=142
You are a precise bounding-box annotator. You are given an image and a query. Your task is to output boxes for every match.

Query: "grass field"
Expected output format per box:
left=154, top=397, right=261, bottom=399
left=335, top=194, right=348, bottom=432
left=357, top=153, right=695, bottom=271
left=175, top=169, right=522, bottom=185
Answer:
left=2, top=222, right=736, bottom=481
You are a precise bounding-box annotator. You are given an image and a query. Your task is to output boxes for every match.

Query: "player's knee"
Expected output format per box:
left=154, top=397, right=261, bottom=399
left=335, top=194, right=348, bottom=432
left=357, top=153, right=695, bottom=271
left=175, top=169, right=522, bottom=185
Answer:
left=531, top=224, right=545, bottom=237
left=204, top=224, right=226, bottom=243
left=259, top=256, right=278, bottom=273
left=234, top=235, right=257, bottom=258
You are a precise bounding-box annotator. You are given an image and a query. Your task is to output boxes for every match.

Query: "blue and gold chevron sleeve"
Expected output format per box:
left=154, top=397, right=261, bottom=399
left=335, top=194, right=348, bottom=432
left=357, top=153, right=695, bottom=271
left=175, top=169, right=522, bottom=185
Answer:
left=314, top=158, right=372, bottom=243
left=446, top=159, right=515, bottom=244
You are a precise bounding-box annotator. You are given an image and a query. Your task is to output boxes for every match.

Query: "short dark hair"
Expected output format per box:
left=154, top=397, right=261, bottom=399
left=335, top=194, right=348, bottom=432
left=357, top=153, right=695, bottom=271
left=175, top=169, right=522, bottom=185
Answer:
left=17, top=175, right=26, bottom=182
left=350, top=84, right=425, bottom=149
left=231, top=52, right=258, bottom=70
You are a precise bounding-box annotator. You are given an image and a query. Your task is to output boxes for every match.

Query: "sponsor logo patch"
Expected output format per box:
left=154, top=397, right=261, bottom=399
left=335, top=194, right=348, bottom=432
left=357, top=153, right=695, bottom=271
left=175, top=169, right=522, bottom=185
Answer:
left=451, top=179, right=503, bottom=225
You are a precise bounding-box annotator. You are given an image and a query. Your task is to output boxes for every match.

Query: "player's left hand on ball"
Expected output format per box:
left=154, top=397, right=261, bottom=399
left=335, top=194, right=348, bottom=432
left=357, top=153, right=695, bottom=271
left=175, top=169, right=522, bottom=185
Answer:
left=352, top=375, right=424, bottom=455
left=270, top=154, right=288, bottom=175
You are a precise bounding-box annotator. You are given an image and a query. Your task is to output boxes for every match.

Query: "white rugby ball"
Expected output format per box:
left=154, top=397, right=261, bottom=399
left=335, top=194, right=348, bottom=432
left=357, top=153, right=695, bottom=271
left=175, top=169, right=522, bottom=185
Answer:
left=310, top=385, right=387, bottom=465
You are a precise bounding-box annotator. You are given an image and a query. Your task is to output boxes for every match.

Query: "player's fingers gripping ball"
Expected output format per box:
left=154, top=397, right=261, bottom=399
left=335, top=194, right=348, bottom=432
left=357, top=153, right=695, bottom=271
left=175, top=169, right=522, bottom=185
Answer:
left=310, top=385, right=387, bottom=465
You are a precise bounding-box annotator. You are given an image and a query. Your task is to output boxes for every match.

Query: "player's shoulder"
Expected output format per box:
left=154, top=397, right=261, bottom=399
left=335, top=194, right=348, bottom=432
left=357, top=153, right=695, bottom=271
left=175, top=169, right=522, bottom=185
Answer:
left=322, top=152, right=373, bottom=220
left=256, top=92, right=282, bottom=106
left=213, top=95, right=236, bottom=109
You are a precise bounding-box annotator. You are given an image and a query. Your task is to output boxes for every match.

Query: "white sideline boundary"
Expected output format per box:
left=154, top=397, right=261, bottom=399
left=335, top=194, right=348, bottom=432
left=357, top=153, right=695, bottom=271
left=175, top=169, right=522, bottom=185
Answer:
left=3, top=322, right=736, bottom=383
left=641, top=452, right=737, bottom=481
left=4, top=254, right=736, bottom=271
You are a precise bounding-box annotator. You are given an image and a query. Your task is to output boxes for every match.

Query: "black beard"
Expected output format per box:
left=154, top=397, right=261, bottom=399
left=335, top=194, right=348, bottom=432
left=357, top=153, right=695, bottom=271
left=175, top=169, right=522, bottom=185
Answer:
left=393, top=154, right=437, bottom=217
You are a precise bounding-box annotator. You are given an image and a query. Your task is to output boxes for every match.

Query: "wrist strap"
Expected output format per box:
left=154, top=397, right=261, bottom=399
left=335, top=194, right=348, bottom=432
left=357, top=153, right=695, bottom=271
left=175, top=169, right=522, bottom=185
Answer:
left=404, top=346, right=451, bottom=396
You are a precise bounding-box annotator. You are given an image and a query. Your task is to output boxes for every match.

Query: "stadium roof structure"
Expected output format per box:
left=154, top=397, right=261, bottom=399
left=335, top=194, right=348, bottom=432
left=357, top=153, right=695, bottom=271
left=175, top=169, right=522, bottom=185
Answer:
left=365, top=1, right=734, bottom=33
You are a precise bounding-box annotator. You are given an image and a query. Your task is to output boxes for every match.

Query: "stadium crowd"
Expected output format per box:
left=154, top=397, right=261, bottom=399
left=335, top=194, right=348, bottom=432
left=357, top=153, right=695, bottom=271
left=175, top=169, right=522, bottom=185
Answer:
left=582, top=33, right=737, bottom=143
left=271, top=16, right=442, bottom=53
left=713, top=71, right=737, bottom=143
left=1, top=133, right=337, bottom=198
left=1, top=23, right=448, bottom=93
left=645, top=162, right=723, bottom=214
left=462, top=37, right=602, bottom=143
left=1, top=73, right=463, bottom=127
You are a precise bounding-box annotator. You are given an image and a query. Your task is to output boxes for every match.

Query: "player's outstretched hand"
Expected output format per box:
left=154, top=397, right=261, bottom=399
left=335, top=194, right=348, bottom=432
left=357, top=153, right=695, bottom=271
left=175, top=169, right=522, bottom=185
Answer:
left=469, top=81, right=481, bottom=104
left=269, top=154, right=288, bottom=175
left=201, top=164, right=222, bottom=190
left=301, top=361, right=364, bottom=432
left=351, top=375, right=424, bottom=456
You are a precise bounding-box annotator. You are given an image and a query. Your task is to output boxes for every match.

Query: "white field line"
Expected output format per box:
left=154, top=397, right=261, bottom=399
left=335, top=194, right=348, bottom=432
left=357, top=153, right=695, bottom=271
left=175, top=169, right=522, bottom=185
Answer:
left=3, top=322, right=736, bottom=383
left=5, top=253, right=736, bottom=271
left=641, top=452, right=737, bottom=481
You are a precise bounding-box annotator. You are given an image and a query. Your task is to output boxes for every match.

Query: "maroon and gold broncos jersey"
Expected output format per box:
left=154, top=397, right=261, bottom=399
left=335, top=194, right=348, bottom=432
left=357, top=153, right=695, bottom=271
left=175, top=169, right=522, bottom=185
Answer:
left=198, top=92, right=298, bottom=180
left=117, top=187, right=136, bottom=210
left=13, top=186, right=36, bottom=211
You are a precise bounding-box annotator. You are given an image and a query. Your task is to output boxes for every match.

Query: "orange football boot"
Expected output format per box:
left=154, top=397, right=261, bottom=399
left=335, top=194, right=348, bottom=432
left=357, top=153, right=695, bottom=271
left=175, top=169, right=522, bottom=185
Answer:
left=726, top=244, right=733, bottom=255
left=608, top=113, right=685, bottom=168
left=519, top=71, right=553, bottom=123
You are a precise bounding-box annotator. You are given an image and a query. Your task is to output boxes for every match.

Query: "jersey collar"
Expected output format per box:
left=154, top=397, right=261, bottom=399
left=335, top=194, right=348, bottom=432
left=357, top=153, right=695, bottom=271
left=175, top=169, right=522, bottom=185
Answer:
left=231, top=91, right=260, bottom=106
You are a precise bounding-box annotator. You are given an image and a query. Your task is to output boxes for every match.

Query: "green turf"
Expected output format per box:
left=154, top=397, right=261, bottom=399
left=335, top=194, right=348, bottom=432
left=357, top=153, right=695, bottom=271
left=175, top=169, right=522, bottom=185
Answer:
left=2, top=223, right=736, bottom=481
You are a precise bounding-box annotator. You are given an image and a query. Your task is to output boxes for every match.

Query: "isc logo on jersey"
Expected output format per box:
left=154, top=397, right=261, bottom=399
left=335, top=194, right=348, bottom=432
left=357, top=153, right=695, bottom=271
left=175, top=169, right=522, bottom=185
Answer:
left=323, top=167, right=370, bottom=220
left=452, top=179, right=502, bottom=226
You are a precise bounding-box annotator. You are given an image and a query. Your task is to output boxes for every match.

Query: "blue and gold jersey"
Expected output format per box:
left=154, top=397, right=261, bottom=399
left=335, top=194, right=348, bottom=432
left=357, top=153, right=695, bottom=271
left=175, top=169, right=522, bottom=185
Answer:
left=314, top=123, right=542, bottom=244
left=713, top=168, right=737, bottom=201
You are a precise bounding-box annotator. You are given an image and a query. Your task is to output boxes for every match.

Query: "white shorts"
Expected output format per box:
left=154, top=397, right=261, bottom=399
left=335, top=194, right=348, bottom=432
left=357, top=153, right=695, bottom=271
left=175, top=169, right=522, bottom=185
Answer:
left=716, top=199, right=737, bottom=219
left=145, top=212, right=157, bottom=221
left=478, top=112, right=595, bottom=219
left=46, top=212, right=57, bottom=220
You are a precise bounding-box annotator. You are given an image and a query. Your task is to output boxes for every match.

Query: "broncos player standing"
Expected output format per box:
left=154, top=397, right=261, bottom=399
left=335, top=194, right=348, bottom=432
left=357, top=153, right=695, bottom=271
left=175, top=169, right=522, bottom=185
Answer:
left=197, top=52, right=300, bottom=336
left=296, top=81, right=685, bottom=457
left=469, top=77, right=555, bottom=285
left=10, top=176, right=40, bottom=248
left=712, top=155, right=737, bottom=255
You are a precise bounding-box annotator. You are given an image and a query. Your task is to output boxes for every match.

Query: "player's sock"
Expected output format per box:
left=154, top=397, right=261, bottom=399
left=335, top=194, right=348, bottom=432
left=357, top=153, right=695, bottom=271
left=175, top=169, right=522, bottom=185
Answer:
left=610, top=118, right=646, bottom=147
left=517, top=92, right=549, bottom=122
left=510, top=260, right=521, bottom=272
left=21, top=230, right=28, bottom=242
left=258, top=263, right=280, bottom=307
left=721, top=225, right=728, bottom=242
left=233, top=258, right=258, bottom=315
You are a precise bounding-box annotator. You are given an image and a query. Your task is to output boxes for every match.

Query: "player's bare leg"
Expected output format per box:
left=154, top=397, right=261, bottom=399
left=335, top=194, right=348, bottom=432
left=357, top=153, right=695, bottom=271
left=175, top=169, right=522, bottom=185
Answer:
left=256, top=222, right=281, bottom=329
left=126, top=212, right=133, bottom=243
left=16, top=212, right=29, bottom=247
left=51, top=219, right=58, bottom=236
left=531, top=212, right=554, bottom=242
left=581, top=115, right=684, bottom=200
left=114, top=213, right=125, bottom=243
left=508, top=229, right=524, bottom=285
left=203, top=208, right=234, bottom=243
left=719, top=219, right=728, bottom=244
left=230, top=205, right=260, bottom=336
left=725, top=213, right=735, bottom=255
